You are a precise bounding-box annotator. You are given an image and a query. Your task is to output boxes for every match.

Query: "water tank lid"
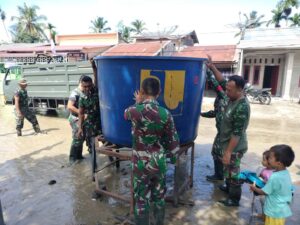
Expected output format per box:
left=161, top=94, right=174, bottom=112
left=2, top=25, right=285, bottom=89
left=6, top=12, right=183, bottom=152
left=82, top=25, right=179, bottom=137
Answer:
left=95, top=56, right=207, bottom=62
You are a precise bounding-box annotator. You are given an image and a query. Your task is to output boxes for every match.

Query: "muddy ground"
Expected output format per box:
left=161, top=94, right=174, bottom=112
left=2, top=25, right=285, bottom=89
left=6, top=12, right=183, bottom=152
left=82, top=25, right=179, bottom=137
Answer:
left=0, top=98, right=300, bottom=225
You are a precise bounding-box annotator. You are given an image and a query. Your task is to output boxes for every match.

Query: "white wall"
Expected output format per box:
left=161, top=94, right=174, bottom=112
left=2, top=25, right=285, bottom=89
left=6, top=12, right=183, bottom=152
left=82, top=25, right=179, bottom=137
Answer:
left=289, top=51, right=300, bottom=100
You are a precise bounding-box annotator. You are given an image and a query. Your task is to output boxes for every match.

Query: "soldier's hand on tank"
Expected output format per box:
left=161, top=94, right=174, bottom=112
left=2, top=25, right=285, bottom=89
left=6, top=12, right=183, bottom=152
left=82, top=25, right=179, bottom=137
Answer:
left=205, top=54, right=213, bottom=69
left=133, top=90, right=143, bottom=103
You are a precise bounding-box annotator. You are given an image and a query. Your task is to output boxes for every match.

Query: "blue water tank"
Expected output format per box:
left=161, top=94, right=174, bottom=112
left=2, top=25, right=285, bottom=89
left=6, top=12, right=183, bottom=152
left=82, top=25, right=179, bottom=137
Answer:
left=95, top=56, right=207, bottom=147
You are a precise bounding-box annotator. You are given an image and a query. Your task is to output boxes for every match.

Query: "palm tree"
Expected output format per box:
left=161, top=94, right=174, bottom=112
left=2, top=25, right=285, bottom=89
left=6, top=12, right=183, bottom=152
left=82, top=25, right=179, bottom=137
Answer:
left=131, top=19, right=146, bottom=34
left=0, top=7, right=10, bottom=40
left=267, top=7, right=286, bottom=27
left=265, top=1, right=299, bottom=28
left=278, top=0, right=299, bottom=17
left=289, top=13, right=300, bottom=26
left=47, top=23, right=56, bottom=43
left=90, top=17, right=111, bottom=33
left=10, top=3, right=47, bottom=43
left=117, top=21, right=132, bottom=42
left=235, top=11, right=265, bottom=39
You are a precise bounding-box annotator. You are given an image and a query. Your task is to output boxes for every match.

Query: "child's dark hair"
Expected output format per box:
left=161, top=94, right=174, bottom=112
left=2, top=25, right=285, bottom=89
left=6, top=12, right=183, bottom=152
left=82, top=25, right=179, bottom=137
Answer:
left=270, top=144, right=295, bottom=167
left=263, top=150, right=271, bottom=160
left=142, top=78, right=160, bottom=96
left=228, top=75, right=245, bottom=90
left=80, top=75, right=92, bottom=83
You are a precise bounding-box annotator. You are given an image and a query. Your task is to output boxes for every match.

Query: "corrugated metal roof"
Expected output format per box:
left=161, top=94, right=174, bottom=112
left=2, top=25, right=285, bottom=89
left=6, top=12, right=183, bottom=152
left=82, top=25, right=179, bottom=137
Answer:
left=174, top=45, right=236, bottom=62
left=102, top=41, right=170, bottom=56
left=238, top=27, right=300, bottom=49
left=134, top=30, right=199, bottom=44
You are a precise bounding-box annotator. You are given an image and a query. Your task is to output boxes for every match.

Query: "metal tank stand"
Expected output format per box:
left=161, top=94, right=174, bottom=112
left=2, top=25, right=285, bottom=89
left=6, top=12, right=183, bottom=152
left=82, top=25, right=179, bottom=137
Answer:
left=166, top=142, right=195, bottom=206
left=0, top=199, right=5, bottom=225
left=92, top=138, right=195, bottom=216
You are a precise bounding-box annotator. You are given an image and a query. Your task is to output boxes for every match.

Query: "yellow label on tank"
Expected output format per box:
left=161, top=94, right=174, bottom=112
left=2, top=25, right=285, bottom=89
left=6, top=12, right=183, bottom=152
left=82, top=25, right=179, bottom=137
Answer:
left=140, top=69, right=185, bottom=110
left=164, top=70, right=185, bottom=109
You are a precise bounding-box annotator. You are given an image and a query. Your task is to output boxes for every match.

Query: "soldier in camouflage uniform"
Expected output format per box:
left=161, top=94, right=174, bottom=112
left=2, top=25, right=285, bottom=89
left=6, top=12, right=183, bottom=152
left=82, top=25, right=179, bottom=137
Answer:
left=67, top=76, right=85, bottom=164
left=124, top=78, right=179, bottom=225
left=77, top=76, right=101, bottom=175
left=14, top=79, right=42, bottom=136
left=206, top=56, right=250, bottom=207
left=201, top=70, right=228, bottom=181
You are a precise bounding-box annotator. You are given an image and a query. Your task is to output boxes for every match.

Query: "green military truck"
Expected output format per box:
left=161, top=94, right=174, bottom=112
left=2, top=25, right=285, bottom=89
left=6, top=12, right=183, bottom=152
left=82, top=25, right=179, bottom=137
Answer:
left=2, top=61, right=93, bottom=110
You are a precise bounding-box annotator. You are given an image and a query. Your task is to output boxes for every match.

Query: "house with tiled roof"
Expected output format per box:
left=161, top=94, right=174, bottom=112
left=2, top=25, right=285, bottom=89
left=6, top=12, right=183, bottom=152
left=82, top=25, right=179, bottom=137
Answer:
left=174, top=45, right=238, bottom=76
left=102, top=41, right=175, bottom=56
left=0, top=33, right=119, bottom=64
left=238, top=27, right=300, bottom=99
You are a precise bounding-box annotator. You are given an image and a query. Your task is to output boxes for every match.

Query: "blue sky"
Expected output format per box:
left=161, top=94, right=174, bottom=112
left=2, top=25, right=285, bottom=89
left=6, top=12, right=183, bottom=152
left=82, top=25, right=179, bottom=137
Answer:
left=0, top=0, right=284, bottom=44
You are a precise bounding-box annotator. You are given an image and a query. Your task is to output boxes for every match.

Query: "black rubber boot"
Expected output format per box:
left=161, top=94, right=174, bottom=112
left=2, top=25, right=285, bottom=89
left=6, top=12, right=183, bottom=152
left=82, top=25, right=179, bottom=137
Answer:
left=76, top=143, right=84, bottom=160
left=216, top=160, right=224, bottom=180
left=153, top=206, right=165, bottom=225
left=134, top=212, right=149, bottom=225
left=69, top=145, right=77, bottom=164
left=219, top=183, right=241, bottom=207
left=219, top=179, right=230, bottom=193
left=33, top=125, right=41, bottom=133
left=206, top=160, right=223, bottom=181
left=17, top=129, right=22, bottom=136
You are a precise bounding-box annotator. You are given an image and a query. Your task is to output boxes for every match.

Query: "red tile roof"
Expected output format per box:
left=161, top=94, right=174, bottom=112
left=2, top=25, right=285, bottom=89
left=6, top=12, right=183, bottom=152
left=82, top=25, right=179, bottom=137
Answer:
left=174, top=45, right=236, bottom=62
left=102, top=41, right=170, bottom=56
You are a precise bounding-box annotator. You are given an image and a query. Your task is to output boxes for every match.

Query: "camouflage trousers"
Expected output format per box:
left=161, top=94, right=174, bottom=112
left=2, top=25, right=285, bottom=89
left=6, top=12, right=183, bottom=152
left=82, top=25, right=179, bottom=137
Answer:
left=14, top=108, right=38, bottom=130
left=132, top=151, right=167, bottom=216
left=223, top=152, right=243, bottom=184
left=68, top=115, right=84, bottom=160
left=211, top=133, right=223, bottom=160
left=69, top=115, right=84, bottom=147
left=83, top=121, right=102, bottom=175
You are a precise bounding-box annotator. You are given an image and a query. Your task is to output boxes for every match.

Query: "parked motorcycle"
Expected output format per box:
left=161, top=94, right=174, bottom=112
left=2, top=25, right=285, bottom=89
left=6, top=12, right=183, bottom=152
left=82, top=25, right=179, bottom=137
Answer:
left=244, top=83, right=272, bottom=105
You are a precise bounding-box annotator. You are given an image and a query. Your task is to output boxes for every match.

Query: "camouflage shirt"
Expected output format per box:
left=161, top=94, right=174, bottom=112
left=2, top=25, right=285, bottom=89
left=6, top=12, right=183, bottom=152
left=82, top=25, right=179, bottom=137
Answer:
left=14, top=89, right=29, bottom=109
left=204, top=71, right=250, bottom=153
left=124, top=99, right=179, bottom=164
left=78, top=87, right=101, bottom=136
left=220, top=94, right=250, bottom=154
left=201, top=70, right=228, bottom=133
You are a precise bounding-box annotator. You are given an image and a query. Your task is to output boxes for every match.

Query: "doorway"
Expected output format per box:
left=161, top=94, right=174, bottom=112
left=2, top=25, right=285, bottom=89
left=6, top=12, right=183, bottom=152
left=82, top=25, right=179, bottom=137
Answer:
left=263, top=66, right=279, bottom=95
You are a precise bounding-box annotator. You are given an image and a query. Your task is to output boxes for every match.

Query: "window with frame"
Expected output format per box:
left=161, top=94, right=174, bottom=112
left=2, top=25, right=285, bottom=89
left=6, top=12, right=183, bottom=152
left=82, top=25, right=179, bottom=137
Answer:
left=243, top=65, right=250, bottom=82
left=253, top=66, right=260, bottom=85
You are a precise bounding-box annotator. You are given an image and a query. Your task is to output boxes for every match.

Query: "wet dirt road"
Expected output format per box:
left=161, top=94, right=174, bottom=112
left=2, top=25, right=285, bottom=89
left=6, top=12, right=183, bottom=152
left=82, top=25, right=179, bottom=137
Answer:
left=0, top=99, right=300, bottom=225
